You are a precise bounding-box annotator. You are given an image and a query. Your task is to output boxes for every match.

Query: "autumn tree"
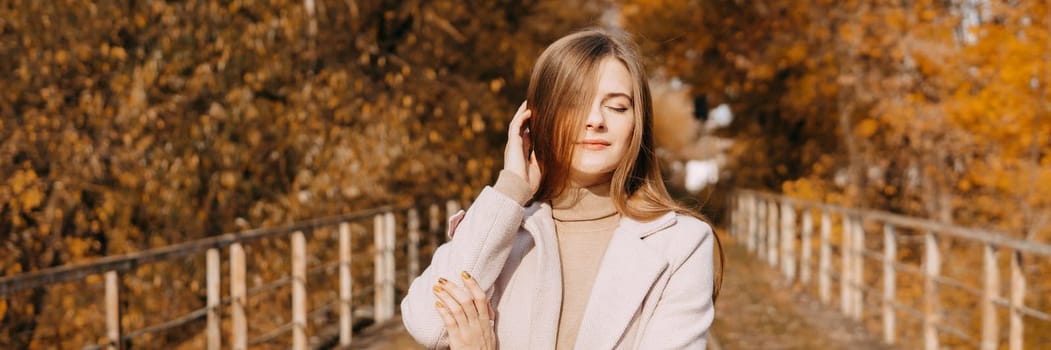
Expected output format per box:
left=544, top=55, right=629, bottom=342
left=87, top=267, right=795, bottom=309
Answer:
left=622, top=0, right=1050, bottom=347
left=0, top=0, right=603, bottom=347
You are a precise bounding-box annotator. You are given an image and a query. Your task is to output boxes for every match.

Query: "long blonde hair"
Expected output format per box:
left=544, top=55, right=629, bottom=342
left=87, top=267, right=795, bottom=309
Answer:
left=526, top=28, right=723, bottom=300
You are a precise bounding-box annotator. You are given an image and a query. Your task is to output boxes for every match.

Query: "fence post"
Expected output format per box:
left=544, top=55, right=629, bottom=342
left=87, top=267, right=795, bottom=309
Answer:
left=882, top=224, right=896, bottom=345
left=923, top=232, right=941, bottom=350
left=292, top=230, right=307, bottom=350
left=339, top=222, right=353, bottom=346
left=740, top=195, right=746, bottom=239
left=739, top=194, right=747, bottom=247
left=819, top=209, right=831, bottom=304
left=853, top=216, right=864, bottom=319
left=230, top=243, right=246, bottom=350
left=744, top=195, right=753, bottom=253
left=206, top=248, right=221, bottom=350
left=760, top=197, right=769, bottom=257
left=105, top=270, right=121, bottom=350
left=1009, top=250, right=1025, bottom=350
left=981, top=243, right=999, bottom=350
left=767, top=200, right=779, bottom=267
left=374, top=214, right=386, bottom=322
left=384, top=212, right=396, bottom=321
left=429, top=203, right=441, bottom=252
left=801, top=207, right=813, bottom=284
left=781, top=201, right=796, bottom=280
left=841, top=213, right=852, bottom=315
left=746, top=195, right=755, bottom=252
left=408, top=208, right=421, bottom=285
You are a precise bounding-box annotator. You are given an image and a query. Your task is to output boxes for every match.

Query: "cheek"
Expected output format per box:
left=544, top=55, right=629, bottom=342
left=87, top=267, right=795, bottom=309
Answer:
left=607, top=122, right=635, bottom=164
left=613, top=119, right=635, bottom=146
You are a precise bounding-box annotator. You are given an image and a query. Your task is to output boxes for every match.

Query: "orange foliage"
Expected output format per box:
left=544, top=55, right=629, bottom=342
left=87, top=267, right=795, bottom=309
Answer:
left=624, top=0, right=1051, bottom=347
left=0, top=0, right=602, bottom=347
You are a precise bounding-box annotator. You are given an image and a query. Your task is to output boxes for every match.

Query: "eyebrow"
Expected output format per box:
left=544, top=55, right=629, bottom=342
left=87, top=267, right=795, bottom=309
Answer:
left=602, top=92, right=633, bottom=103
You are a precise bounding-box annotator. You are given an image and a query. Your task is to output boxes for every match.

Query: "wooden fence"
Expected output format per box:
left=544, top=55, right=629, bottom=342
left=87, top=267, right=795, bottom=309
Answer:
left=728, top=190, right=1051, bottom=350
left=0, top=200, right=463, bottom=349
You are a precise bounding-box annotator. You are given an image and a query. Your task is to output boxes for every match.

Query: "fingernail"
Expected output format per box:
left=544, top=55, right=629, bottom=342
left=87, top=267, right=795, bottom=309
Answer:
left=433, top=284, right=444, bottom=293
left=461, top=271, right=472, bottom=280
left=437, top=277, right=448, bottom=285
left=435, top=301, right=444, bottom=309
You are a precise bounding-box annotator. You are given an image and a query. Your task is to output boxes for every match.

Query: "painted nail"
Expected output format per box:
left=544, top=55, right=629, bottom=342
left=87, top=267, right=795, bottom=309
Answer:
left=436, top=301, right=444, bottom=309
left=461, top=271, right=472, bottom=280
left=437, top=277, right=448, bottom=285
left=433, top=284, right=444, bottom=294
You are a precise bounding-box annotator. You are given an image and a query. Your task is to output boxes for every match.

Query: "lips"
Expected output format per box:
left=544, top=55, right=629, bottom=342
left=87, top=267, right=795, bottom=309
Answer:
left=578, top=139, right=611, bottom=150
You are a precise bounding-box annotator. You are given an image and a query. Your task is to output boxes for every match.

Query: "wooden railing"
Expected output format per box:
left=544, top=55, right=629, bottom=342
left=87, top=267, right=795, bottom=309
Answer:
left=727, top=190, right=1051, bottom=350
left=0, top=200, right=463, bottom=349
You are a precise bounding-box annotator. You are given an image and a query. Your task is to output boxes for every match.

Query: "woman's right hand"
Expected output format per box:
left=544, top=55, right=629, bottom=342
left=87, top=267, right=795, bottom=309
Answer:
left=433, top=272, right=496, bottom=350
left=503, top=101, right=542, bottom=196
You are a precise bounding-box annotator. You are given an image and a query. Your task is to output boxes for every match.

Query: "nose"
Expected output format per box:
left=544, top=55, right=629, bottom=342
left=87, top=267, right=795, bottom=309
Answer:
left=585, top=106, right=606, bottom=131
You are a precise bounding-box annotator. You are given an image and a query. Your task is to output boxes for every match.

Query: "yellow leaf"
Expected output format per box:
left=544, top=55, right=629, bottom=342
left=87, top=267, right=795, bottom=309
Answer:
left=21, top=187, right=44, bottom=210
left=54, top=50, right=69, bottom=64
left=855, top=118, right=879, bottom=138
left=490, top=78, right=504, bottom=92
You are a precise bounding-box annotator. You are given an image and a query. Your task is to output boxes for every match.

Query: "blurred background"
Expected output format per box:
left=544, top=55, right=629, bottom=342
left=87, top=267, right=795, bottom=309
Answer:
left=1, top=0, right=1049, bottom=349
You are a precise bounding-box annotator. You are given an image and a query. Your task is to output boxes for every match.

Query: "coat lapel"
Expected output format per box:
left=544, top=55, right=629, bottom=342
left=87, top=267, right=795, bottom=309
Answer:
left=522, top=204, right=563, bottom=350
left=574, top=212, right=677, bottom=349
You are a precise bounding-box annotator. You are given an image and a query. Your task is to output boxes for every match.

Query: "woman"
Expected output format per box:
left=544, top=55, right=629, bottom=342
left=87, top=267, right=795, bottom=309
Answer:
left=401, top=28, right=721, bottom=349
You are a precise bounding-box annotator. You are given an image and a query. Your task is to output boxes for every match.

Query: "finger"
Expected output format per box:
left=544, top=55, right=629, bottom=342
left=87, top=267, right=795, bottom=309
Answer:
left=434, top=300, right=460, bottom=331
left=510, top=112, right=532, bottom=143
left=523, top=112, right=533, bottom=145
left=508, top=103, right=529, bottom=137
left=519, top=109, right=532, bottom=130
left=439, top=280, right=480, bottom=322
left=528, top=151, right=542, bottom=189
left=460, top=271, right=491, bottom=323
left=433, top=284, right=470, bottom=327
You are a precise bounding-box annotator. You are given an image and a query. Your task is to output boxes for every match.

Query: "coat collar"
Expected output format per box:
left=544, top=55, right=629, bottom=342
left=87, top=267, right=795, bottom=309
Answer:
left=573, top=212, right=675, bottom=349
left=619, top=211, right=678, bottom=238
left=522, top=203, right=563, bottom=349
left=521, top=206, right=679, bottom=349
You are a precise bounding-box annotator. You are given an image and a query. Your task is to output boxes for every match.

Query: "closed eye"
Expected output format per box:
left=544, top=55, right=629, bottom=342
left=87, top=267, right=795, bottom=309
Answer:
left=606, top=106, right=629, bottom=113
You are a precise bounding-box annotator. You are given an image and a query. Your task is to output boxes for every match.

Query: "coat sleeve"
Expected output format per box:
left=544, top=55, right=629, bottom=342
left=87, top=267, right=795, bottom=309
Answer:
left=400, top=172, right=530, bottom=349
left=636, top=220, right=716, bottom=349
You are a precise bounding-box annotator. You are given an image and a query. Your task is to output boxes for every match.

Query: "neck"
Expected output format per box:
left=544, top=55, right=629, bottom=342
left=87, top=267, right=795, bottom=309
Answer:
left=568, top=170, right=613, bottom=188
left=551, top=180, right=618, bottom=222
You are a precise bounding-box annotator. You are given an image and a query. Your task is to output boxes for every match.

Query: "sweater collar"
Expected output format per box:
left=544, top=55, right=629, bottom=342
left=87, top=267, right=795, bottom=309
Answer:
left=525, top=202, right=677, bottom=239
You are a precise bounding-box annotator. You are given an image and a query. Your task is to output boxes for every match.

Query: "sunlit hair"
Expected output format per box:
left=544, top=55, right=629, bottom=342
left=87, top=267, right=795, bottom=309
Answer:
left=526, top=28, right=723, bottom=300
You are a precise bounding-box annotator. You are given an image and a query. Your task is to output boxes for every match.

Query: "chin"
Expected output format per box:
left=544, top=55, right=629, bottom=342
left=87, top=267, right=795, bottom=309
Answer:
left=571, top=164, right=617, bottom=181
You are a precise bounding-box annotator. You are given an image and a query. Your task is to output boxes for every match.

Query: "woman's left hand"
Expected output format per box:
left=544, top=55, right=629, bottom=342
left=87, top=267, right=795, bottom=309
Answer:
left=432, top=271, right=496, bottom=350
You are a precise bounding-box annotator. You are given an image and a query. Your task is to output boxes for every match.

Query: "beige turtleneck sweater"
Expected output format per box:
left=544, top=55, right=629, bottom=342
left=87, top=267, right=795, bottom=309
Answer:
left=494, top=170, right=620, bottom=349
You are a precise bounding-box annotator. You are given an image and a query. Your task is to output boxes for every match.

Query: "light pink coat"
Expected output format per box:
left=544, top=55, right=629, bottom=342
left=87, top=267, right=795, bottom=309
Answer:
left=401, top=186, right=716, bottom=349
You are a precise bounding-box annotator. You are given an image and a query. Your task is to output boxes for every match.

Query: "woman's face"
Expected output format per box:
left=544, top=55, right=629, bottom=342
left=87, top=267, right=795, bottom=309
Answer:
left=569, top=57, right=636, bottom=186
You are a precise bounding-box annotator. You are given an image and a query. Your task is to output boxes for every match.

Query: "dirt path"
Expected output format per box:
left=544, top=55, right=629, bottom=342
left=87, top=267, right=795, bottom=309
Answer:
left=710, top=241, right=894, bottom=350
